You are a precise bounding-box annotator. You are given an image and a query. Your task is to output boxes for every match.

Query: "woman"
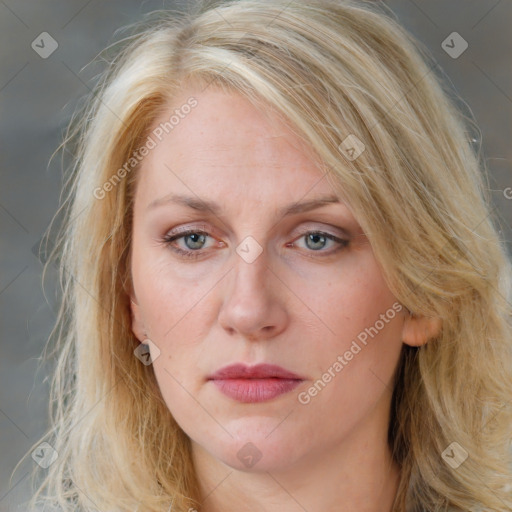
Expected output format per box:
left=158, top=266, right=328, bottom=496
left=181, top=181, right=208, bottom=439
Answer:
left=22, top=0, right=512, bottom=510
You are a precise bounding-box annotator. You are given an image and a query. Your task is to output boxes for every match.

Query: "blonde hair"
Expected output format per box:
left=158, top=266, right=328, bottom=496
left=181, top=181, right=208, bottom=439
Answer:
left=18, top=0, right=512, bottom=510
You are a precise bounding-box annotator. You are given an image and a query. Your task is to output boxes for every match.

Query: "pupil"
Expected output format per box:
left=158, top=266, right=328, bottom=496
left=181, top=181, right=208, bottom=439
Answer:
left=186, top=233, right=205, bottom=249
left=307, top=233, right=326, bottom=250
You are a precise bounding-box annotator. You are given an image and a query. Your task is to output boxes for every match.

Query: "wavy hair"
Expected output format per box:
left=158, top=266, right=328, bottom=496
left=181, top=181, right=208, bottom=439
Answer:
left=17, top=0, right=512, bottom=510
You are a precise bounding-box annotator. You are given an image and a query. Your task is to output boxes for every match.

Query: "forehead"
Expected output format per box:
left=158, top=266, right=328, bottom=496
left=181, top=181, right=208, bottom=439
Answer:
left=136, top=87, right=332, bottom=202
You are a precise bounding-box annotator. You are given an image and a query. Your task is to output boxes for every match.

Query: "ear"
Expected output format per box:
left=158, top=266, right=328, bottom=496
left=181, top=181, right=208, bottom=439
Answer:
left=130, top=296, right=147, bottom=342
left=401, top=310, right=442, bottom=347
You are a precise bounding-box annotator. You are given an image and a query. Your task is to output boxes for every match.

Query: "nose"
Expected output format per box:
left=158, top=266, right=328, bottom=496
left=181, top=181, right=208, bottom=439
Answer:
left=217, top=247, right=289, bottom=341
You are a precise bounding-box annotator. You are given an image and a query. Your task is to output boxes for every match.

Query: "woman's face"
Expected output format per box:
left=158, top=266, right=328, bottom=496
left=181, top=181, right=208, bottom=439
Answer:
left=130, top=86, right=407, bottom=472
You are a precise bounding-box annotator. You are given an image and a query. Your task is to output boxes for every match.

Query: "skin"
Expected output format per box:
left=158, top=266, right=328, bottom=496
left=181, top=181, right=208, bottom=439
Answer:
left=129, top=86, right=439, bottom=512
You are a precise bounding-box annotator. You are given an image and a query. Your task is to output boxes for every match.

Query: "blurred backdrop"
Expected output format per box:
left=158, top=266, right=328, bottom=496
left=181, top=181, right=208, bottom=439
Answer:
left=1, top=1, right=511, bottom=510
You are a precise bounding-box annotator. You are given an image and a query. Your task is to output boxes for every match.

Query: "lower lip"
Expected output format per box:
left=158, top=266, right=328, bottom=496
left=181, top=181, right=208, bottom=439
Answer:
left=211, top=378, right=303, bottom=403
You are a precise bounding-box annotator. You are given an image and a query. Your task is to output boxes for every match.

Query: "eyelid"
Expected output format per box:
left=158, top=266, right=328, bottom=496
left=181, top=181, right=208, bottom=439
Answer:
left=291, top=221, right=351, bottom=240
left=165, top=222, right=214, bottom=236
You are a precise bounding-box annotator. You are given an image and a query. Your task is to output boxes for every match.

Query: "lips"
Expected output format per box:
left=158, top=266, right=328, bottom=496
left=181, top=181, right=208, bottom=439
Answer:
left=207, top=363, right=304, bottom=403
left=208, top=363, right=304, bottom=380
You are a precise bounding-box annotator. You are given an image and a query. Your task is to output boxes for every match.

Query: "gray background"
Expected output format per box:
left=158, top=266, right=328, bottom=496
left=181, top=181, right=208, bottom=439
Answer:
left=1, top=1, right=511, bottom=510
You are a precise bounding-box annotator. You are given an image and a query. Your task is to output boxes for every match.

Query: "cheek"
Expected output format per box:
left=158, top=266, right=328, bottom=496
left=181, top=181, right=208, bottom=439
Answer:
left=301, top=251, right=400, bottom=343
left=131, top=254, right=219, bottom=407
left=297, top=287, right=403, bottom=446
left=304, top=252, right=404, bottom=398
left=151, top=361, right=219, bottom=445
left=131, top=250, right=219, bottom=341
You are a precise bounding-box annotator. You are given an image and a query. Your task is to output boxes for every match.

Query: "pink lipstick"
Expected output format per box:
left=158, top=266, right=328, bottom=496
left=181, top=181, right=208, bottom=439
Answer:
left=207, top=363, right=304, bottom=403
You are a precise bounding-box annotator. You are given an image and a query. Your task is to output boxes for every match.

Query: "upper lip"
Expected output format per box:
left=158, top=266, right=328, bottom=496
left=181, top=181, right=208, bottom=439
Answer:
left=207, top=363, right=304, bottom=380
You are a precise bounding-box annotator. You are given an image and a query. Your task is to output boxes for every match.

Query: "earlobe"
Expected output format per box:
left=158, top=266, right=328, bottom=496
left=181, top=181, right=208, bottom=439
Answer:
left=401, top=310, right=442, bottom=347
left=130, top=297, right=147, bottom=342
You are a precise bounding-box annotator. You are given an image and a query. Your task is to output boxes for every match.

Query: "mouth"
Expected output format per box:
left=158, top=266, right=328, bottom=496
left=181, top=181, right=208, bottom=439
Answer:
left=207, top=363, right=305, bottom=403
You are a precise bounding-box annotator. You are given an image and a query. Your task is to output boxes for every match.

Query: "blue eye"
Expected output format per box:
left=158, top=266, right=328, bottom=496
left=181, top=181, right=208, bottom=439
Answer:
left=304, top=232, right=336, bottom=250
left=290, top=230, right=349, bottom=255
left=162, top=230, right=214, bottom=259
left=180, top=232, right=208, bottom=250
left=162, top=229, right=349, bottom=260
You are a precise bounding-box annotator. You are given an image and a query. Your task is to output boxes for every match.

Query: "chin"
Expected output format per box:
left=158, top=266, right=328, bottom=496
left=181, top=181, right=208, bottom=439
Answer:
left=206, top=428, right=305, bottom=473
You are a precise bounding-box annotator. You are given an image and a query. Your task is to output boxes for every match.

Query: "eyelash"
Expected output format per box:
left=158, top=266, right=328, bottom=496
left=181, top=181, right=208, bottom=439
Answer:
left=161, top=228, right=349, bottom=260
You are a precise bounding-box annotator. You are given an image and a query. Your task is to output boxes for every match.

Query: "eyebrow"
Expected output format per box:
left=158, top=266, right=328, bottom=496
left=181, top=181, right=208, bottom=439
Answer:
left=146, top=193, right=342, bottom=218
